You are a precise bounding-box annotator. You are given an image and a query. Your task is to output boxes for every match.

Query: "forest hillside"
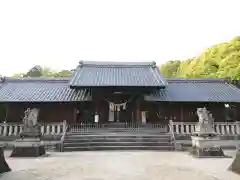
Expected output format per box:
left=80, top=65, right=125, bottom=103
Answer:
left=160, top=36, right=240, bottom=79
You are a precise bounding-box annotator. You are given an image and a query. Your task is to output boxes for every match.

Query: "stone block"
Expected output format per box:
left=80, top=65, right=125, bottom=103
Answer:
left=190, top=146, right=225, bottom=158
left=0, top=146, right=11, bottom=174
left=228, top=149, right=240, bottom=174
left=20, top=126, right=42, bottom=138
left=190, top=135, right=226, bottom=157
left=10, top=138, right=46, bottom=157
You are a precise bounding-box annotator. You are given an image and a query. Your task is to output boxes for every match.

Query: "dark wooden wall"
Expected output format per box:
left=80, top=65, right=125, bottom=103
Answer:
left=6, top=102, right=77, bottom=123
left=3, top=101, right=240, bottom=123
left=144, top=102, right=240, bottom=123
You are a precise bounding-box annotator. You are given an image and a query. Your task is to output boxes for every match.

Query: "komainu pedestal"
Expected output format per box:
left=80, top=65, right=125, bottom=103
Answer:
left=190, top=107, right=225, bottom=158
left=10, top=108, right=46, bottom=157
left=10, top=137, right=45, bottom=157
left=0, top=146, right=11, bottom=174
left=191, top=134, right=225, bottom=157
left=228, top=149, right=240, bottom=174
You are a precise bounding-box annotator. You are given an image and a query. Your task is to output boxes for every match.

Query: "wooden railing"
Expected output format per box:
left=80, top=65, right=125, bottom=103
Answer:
left=68, top=123, right=169, bottom=133
left=170, top=121, right=240, bottom=135
left=0, top=121, right=67, bottom=136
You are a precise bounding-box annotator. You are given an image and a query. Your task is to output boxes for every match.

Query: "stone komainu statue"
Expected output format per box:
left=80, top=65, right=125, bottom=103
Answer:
left=23, top=108, right=39, bottom=127
left=196, top=107, right=215, bottom=134
left=21, top=108, right=41, bottom=138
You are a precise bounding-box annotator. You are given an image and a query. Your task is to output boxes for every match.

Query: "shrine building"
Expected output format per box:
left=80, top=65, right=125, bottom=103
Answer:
left=0, top=61, right=240, bottom=125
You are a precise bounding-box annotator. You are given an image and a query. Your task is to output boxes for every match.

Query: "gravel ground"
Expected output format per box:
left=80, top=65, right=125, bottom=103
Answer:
left=0, top=150, right=239, bottom=180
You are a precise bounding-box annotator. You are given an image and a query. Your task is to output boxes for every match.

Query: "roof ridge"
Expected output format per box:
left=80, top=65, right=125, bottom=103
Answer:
left=167, top=78, right=229, bottom=83
left=2, top=77, right=70, bottom=83
left=78, top=60, right=156, bottom=68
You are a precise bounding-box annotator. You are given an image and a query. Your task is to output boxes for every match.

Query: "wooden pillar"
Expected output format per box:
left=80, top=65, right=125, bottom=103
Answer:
left=180, top=105, right=184, bottom=122
left=136, top=97, right=141, bottom=123
left=94, top=98, right=101, bottom=123
left=4, top=104, right=8, bottom=123
left=73, top=107, right=77, bottom=123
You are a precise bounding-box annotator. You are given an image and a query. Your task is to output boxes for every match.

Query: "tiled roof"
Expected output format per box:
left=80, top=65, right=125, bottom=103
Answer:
left=0, top=77, right=91, bottom=102
left=145, top=78, right=240, bottom=102
left=69, top=61, right=167, bottom=87
left=0, top=76, right=239, bottom=103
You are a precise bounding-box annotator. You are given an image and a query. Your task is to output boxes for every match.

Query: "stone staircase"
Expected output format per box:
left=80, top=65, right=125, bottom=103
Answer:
left=62, top=130, right=175, bottom=151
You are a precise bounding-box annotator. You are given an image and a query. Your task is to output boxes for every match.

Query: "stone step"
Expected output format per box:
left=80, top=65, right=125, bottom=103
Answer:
left=65, top=134, right=171, bottom=138
left=68, top=130, right=167, bottom=134
left=65, top=138, right=171, bottom=143
left=63, top=132, right=174, bottom=152
left=70, top=129, right=166, bottom=132
left=68, top=131, right=170, bottom=134
left=64, top=141, right=172, bottom=147
left=65, top=136, right=171, bottom=140
left=63, top=145, right=174, bottom=151
left=64, top=138, right=171, bottom=143
left=69, top=125, right=167, bottom=129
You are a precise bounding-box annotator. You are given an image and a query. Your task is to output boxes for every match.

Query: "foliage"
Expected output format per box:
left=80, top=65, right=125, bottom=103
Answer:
left=159, top=60, right=181, bottom=77
left=160, top=36, right=240, bottom=79
left=12, top=66, right=72, bottom=77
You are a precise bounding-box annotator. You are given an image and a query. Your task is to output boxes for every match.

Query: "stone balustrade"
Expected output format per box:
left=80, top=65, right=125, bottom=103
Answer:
left=170, top=121, right=240, bottom=135
left=214, top=123, right=240, bottom=135
left=0, top=121, right=67, bottom=136
left=0, top=121, right=239, bottom=136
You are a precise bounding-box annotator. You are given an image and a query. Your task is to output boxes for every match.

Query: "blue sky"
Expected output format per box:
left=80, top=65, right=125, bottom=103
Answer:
left=0, top=0, right=239, bottom=76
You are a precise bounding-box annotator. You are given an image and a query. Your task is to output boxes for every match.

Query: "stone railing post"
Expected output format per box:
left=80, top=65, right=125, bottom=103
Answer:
left=169, top=120, right=173, bottom=133
left=41, top=125, right=45, bottom=135
left=185, top=124, right=190, bottom=134
left=3, top=124, right=8, bottom=136
left=236, top=122, right=240, bottom=134
left=8, top=125, right=13, bottom=136
left=51, top=124, right=55, bottom=135
left=0, top=125, right=2, bottom=135
left=230, top=124, right=235, bottom=135
left=175, top=123, right=179, bottom=134
left=190, top=124, right=195, bottom=134
left=169, top=120, right=175, bottom=136
left=57, top=124, right=61, bottom=134
left=226, top=124, right=230, bottom=134
left=215, top=124, right=220, bottom=134
left=13, top=125, right=18, bottom=136
left=63, top=120, right=67, bottom=134
left=180, top=122, right=184, bottom=134
left=19, top=125, right=23, bottom=134
left=46, top=125, right=50, bottom=135
left=221, top=124, right=225, bottom=135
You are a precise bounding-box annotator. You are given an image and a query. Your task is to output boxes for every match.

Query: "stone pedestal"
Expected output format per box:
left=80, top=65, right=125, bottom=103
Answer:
left=190, top=133, right=225, bottom=158
left=0, top=146, right=11, bottom=174
left=20, top=126, right=42, bottom=138
left=10, top=138, right=46, bottom=157
left=11, top=125, right=46, bottom=157
left=228, top=149, right=240, bottom=174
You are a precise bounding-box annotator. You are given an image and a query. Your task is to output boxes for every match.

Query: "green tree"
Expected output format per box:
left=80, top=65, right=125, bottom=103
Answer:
left=160, top=36, right=240, bottom=79
left=160, top=60, right=181, bottom=77
left=24, top=65, right=43, bottom=77
left=12, top=73, right=25, bottom=78
left=53, top=70, right=72, bottom=77
left=11, top=65, right=72, bottom=78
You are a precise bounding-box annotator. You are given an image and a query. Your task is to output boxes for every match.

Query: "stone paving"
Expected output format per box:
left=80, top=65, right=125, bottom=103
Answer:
left=0, top=150, right=239, bottom=180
